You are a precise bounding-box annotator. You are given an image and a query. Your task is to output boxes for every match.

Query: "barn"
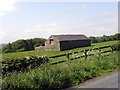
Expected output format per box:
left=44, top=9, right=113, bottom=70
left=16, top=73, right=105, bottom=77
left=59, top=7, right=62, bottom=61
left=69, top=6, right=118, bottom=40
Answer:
left=35, top=34, right=91, bottom=51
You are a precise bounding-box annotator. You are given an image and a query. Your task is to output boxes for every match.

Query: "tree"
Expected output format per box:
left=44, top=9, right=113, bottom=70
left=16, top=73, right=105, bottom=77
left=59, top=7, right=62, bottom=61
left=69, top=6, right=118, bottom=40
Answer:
left=26, top=39, right=34, bottom=50
left=12, top=40, right=28, bottom=52
left=2, top=38, right=46, bottom=53
left=100, top=35, right=110, bottom=42
left=112, top=33, right=120, bottom=40
left=32, top=38, right=46, bottom=47
left=2, top=43, right=14, bottom=53
left=89, top=36, right=98, bottom=43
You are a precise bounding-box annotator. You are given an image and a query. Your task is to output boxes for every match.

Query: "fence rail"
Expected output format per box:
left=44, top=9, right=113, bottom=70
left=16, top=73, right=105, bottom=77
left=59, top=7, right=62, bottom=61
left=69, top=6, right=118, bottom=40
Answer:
left=50, top=45, right=119, bottom=65
left=2, top=44, right=119, bottom=75
left=49, top=45, right=112, bottom=59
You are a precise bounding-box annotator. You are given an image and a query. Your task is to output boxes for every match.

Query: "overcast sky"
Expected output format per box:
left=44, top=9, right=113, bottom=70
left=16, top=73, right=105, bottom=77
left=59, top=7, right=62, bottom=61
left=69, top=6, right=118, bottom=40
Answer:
left=0, top=0, right=118, bottom=44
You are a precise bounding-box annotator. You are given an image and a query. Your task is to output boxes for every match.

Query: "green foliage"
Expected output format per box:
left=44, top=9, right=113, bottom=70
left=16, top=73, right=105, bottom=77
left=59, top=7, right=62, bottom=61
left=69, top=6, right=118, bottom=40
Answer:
left=112, top=43, right=120, bottom=49
left=2, top=42, right=119, bottom=75
left=25, top=39, right=34, bottom=50
left=2, top=38, right=46, bottom=53
left=2, top=43, right=14, bottom=53
left=112, top=33, right=120, bottom=40
left=32, top=38, right=46, bottom=47
left=89, top=33, right=120, bottom=43
left=2, top=56, right=49, bottom=75
left=89, top=36, right=98, bottom=43
left=12, top=40, right=28, bottom=51
left=2, top=33, right=120, bottom=54
left=2, top=40, right=118, bottom=61
left=2, top=51, right=119, bottom=90
left=1, top=41, right=119, bottom=90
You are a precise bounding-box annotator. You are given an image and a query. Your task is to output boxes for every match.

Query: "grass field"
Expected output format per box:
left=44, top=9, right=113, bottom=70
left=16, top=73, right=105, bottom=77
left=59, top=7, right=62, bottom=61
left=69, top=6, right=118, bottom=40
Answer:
left=1, top=40, right=119, bottom=89
left=2, top=40, right=118, bottom=61
left=2, top=51, right=119, bottom=90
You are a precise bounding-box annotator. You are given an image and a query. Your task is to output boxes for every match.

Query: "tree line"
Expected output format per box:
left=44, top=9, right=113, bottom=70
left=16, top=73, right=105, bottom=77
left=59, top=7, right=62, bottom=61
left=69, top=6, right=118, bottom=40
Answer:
left=2, top=38, right=46, bottom=53
left=2, top=33, right=120, bottom=53
left=89, top=33, right=120, bottom=43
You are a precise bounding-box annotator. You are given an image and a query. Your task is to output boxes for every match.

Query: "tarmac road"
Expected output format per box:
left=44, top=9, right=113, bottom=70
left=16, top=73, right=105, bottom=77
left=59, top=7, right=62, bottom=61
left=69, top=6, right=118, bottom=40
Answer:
left=79, top=72, right=120, bottom=88
left=76, top=71, right=119, bottom=88
left=63, top=70, right=119, bottom=90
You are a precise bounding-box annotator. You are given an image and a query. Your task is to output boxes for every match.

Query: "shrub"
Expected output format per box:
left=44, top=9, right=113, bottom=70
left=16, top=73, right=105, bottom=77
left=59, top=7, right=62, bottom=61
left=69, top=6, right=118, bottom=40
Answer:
left=2, top=51, right=119, bottom=90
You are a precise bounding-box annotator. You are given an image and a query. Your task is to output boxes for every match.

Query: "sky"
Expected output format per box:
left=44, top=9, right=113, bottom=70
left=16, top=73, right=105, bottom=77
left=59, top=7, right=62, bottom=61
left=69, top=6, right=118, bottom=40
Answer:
left=0, top=0, right=118, bottom=44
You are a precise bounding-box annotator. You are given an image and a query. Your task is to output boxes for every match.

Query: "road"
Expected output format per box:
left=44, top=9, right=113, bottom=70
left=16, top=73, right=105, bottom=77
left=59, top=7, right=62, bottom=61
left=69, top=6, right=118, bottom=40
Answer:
left=71, top=71, right=119, bottom=89
left=75, top=72, right=120, bottom=88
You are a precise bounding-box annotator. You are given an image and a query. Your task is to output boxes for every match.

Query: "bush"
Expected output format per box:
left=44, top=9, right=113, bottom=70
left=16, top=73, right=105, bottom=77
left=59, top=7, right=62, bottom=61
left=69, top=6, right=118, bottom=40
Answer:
left=2, top=38, right=46, bottom=53
left=2, top=51, right=119, bottom=90
left=2, top=56, right=49, bottom=75
left=111, top=44, right=120, bottom=51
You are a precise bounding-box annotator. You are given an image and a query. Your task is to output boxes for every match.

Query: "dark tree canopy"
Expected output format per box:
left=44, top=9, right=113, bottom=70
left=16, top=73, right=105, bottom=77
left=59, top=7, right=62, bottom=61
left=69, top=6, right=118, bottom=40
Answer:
left=2, top=38, right=46, bottom=53
left=32, top=38, right=46, bottom=47
left=2, top=43, right=14, bottom=53
left=89, top=33, right=120, bottom=43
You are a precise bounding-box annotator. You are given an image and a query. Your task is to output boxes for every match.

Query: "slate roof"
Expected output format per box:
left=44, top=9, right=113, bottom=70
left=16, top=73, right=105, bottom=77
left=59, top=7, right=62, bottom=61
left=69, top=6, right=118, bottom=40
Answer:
left=51, top=34, right=90, bottom=41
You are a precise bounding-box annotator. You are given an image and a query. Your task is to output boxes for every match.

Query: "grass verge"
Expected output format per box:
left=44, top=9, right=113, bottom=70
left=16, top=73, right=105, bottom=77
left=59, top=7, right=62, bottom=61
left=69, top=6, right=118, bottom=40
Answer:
left=2, top=51, right=119, bottom=90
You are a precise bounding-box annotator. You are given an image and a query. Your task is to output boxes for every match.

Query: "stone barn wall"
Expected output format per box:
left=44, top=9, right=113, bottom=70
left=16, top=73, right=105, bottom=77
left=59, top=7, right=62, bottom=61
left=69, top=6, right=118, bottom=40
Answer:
left=45, top=36, right=60, bottom=51
left=35, top=46, right=45, bottom=51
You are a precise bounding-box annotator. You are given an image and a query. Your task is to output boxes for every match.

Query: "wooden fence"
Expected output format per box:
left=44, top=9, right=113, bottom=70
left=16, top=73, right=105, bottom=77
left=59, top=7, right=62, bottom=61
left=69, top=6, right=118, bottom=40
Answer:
left=50, top=45, right=119, bottom=65
left=2, top=44, right=119, bottom=75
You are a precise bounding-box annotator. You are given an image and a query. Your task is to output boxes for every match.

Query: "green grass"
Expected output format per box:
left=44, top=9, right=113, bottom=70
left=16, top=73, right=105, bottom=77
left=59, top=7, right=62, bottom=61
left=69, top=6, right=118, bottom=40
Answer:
left=1, top=41, right=119, bottom=90
left=2, top=40, right=118, bottom=61
left=2, top=51, right=119, bottom=90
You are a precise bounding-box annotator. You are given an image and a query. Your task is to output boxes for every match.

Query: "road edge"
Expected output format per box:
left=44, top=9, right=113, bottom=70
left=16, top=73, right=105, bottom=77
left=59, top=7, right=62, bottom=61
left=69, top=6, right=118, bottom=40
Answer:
left=64, top=69, right=119, bottom=90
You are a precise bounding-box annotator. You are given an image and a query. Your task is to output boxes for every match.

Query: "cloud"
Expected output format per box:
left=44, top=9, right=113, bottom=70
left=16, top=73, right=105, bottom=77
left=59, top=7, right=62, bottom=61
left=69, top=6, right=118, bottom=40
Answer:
left=21, top=11, right=117, bottom=39
left=20, top=23, right=68, bottom=39
left=0, top=0, right=17, bottom=16
left=72, top=12, right=118, bottom=36
left=66, top=4, right=87, bottom=12
left=1, top=11, right=117, bottom=44
left=76, top=23, right=117, bottom=37
left=87, top=12, right=118, bottom=25
left=81, top=4, right=86, bottom=8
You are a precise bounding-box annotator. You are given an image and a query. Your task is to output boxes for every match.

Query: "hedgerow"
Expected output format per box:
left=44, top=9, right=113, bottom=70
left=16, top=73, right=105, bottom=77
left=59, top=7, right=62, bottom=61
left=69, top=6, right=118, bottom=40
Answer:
left=2, top=51, right=119, bottom=90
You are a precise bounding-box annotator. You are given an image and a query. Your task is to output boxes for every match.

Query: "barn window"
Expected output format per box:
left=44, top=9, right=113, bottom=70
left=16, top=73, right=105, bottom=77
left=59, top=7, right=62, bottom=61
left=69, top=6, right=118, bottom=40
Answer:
left=50, top=39, right=54, bottom=45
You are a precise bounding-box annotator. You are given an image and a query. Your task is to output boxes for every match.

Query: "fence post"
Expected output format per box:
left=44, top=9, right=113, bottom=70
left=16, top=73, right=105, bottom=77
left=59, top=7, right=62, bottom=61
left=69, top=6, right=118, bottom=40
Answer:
left=98, top=48, right=101, bottom=56
left=66, top=53, right=70, bottom=60
left=110, top=46, right=114, bottom=53
left=83, top=50, right=88, bottom=59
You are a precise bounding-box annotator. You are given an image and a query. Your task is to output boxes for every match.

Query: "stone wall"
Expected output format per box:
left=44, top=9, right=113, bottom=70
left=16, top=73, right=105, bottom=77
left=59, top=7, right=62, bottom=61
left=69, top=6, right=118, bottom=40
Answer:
left=35, top=46, right=45, bottom=51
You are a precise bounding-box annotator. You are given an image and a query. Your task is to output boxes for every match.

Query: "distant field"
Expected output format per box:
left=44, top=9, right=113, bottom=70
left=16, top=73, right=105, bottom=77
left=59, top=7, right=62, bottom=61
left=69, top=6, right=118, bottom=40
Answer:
left=2, top=40, right=119, bottom=61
